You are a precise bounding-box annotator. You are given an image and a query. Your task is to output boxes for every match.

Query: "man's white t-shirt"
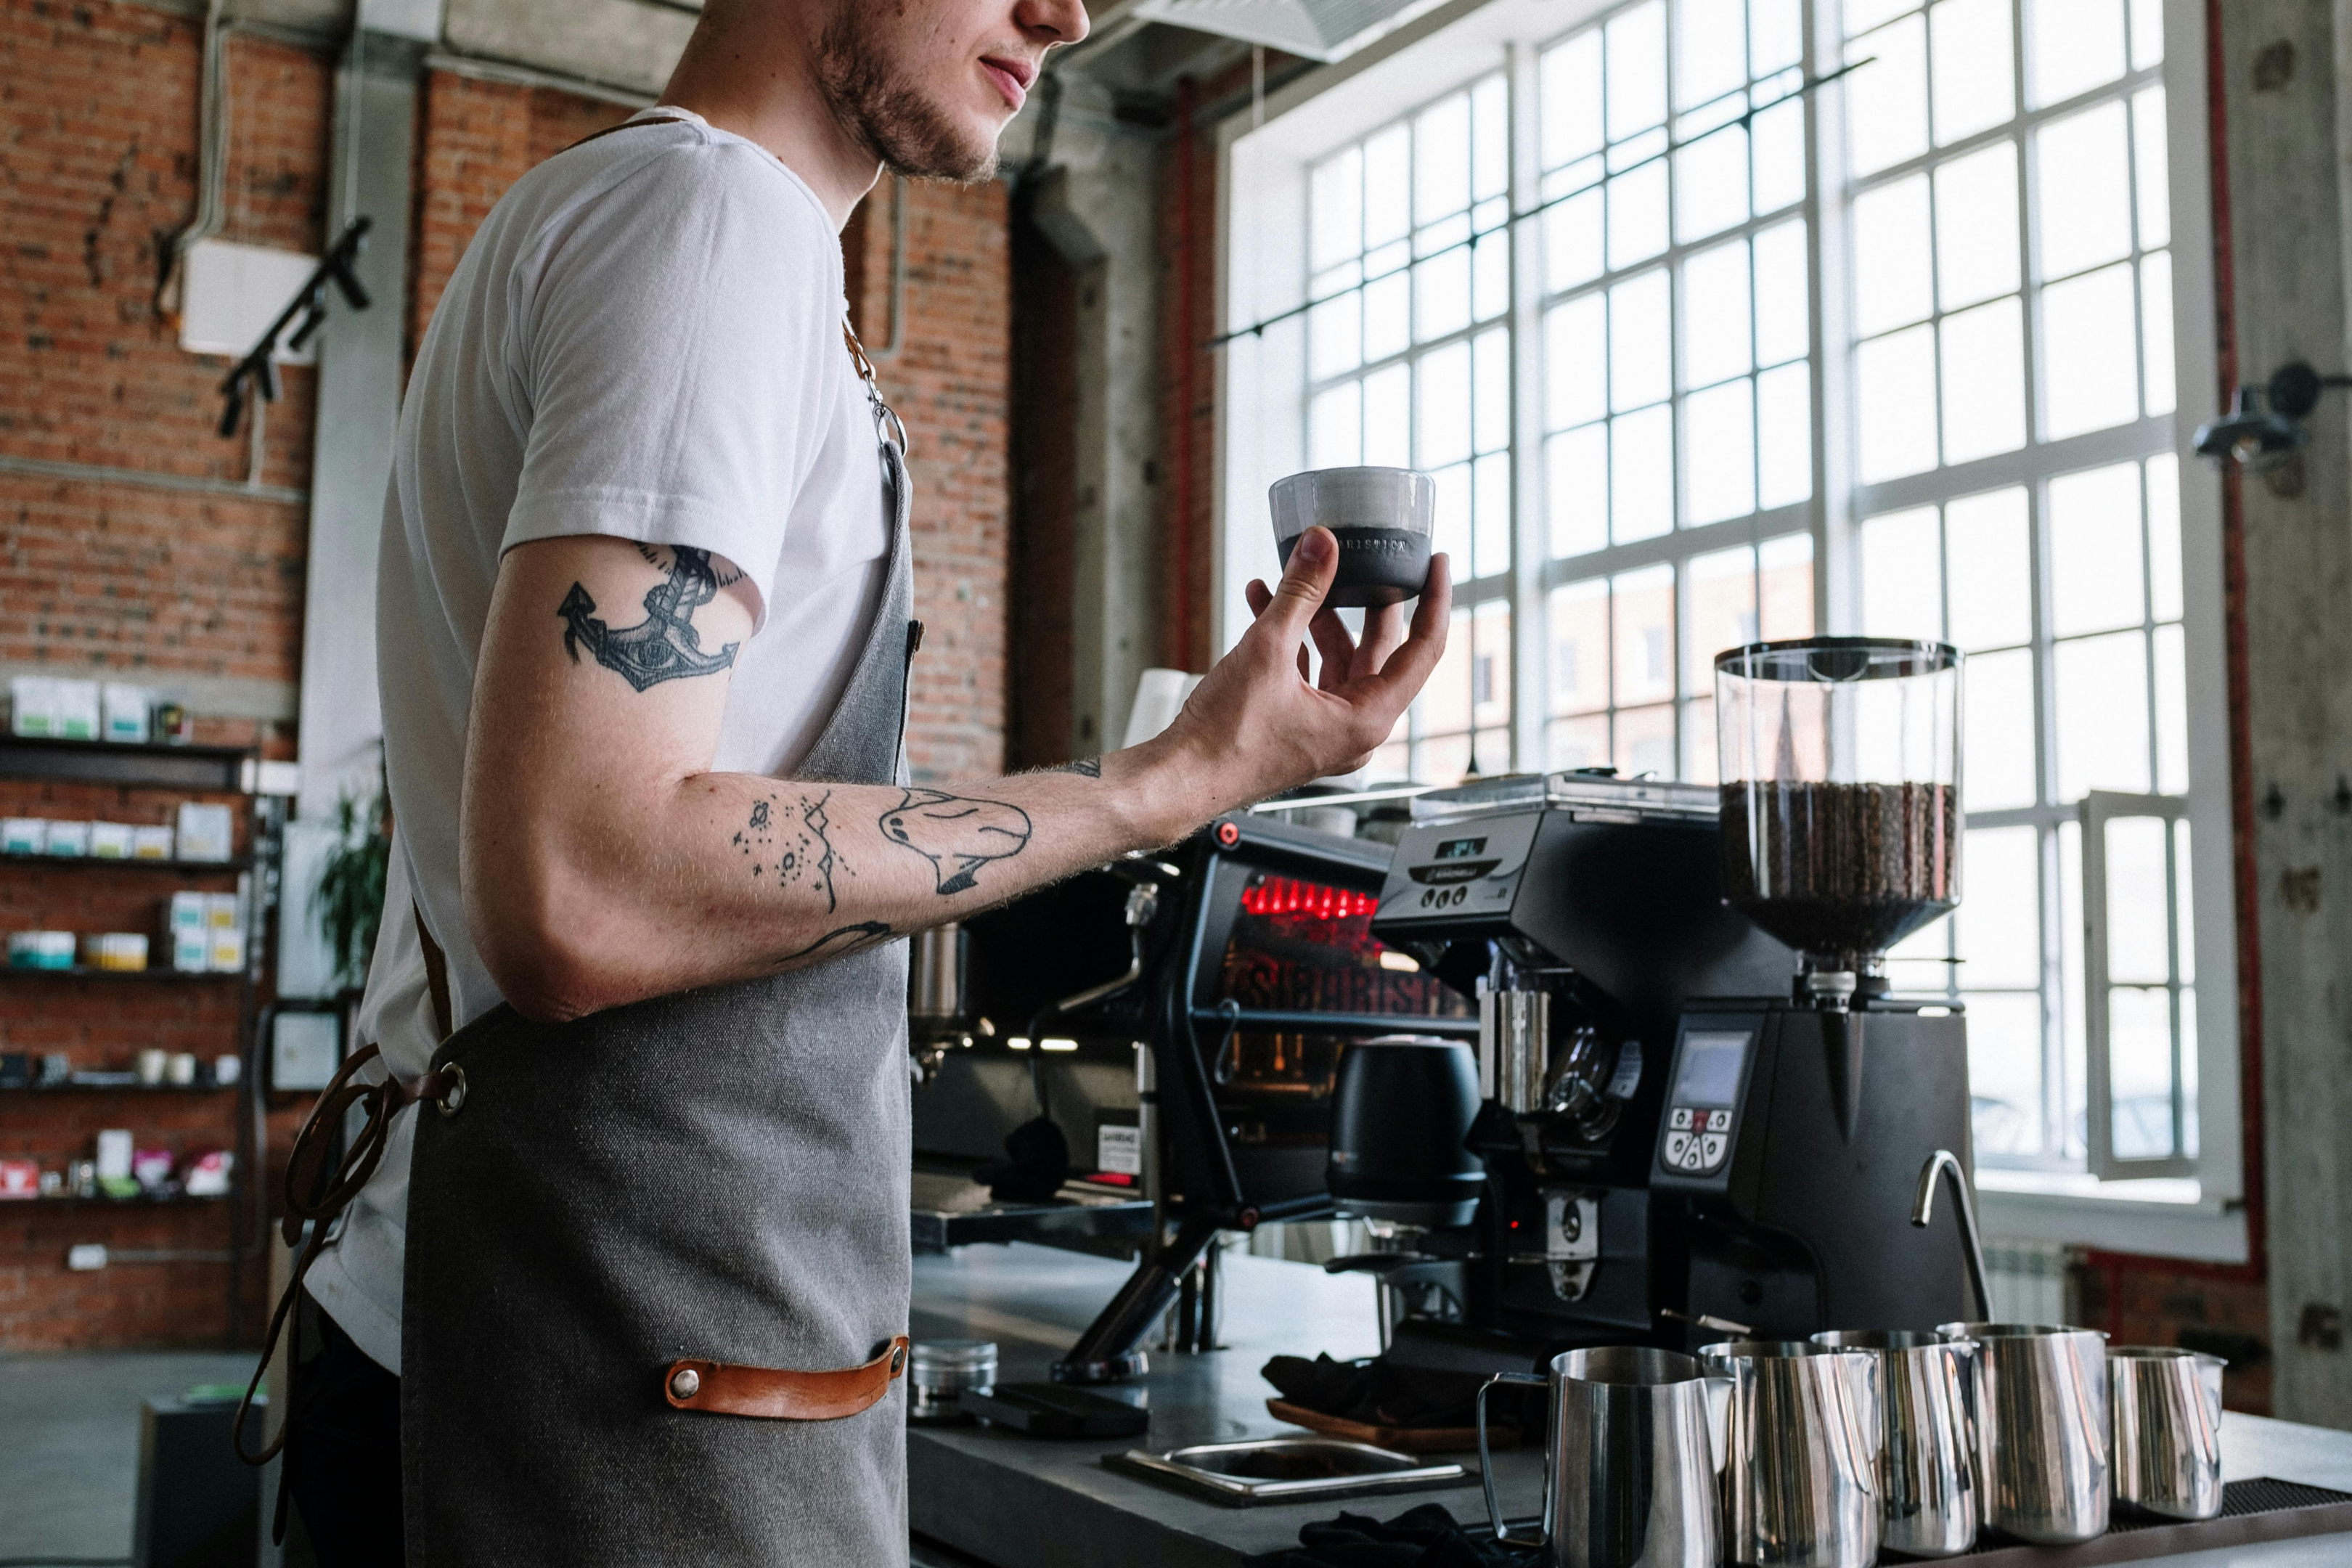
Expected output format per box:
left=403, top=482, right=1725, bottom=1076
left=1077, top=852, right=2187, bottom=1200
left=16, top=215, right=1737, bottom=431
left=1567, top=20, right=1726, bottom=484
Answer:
left=306, top=110, right=892, bottom=1373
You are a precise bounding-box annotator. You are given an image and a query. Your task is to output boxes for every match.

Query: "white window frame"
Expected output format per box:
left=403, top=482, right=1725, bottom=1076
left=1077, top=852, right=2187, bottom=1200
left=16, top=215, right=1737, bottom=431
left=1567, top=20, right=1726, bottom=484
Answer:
left=1214, top=0, right=2241, bottom=1260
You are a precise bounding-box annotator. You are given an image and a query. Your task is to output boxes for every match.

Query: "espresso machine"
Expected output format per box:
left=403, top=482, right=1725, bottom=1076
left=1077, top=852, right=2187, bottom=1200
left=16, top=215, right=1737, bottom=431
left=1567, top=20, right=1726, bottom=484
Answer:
left=1363, top=637, right=1977, bottom=1366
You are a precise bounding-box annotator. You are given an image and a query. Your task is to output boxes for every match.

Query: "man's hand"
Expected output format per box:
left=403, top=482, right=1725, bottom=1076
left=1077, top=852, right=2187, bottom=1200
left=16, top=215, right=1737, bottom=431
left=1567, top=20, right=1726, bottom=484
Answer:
left=1138, top=527, right=1451, bottom=834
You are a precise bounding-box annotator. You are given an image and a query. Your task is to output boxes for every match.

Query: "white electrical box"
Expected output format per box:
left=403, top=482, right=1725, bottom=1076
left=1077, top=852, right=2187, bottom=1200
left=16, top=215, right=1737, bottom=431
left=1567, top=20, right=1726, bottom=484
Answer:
left=179, top=238, right=320, bottom=362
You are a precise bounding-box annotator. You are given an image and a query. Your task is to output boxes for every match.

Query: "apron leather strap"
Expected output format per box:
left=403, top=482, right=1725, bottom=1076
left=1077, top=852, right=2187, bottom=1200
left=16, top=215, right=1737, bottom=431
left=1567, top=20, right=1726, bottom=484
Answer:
left=416, top=899, right=453, bottom=1043
left=662, top=1336, right=910, bottom=1421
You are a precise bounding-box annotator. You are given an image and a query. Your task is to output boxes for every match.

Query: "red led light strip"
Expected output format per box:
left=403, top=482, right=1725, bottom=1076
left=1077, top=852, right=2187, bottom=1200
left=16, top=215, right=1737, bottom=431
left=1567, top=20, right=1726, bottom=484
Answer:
left=1239, top=876, right=1378, bottom=920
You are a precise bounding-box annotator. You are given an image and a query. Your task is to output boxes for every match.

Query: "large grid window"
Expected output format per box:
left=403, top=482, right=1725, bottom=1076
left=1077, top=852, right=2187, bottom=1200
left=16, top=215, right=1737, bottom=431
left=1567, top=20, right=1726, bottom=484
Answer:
left=1306, top=77, right=1516, bottom=783
left=1538, top=0, right=1821, bottom=780
left=1845, top=0, right=2189, bottom=1175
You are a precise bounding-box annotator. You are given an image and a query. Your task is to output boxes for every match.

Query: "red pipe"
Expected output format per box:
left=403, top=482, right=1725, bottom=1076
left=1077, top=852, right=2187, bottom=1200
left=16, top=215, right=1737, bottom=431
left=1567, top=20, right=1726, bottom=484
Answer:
left=2081, top=0, right=2266, bottom=1302
left=1171, top=77, right=1199, bottom=673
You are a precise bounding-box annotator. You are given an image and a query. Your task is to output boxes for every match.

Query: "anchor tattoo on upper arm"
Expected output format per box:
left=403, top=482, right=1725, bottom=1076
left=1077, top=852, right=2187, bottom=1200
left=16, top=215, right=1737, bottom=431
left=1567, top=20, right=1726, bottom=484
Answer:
left=878, top=788, right=1033, bottom=895
left=558, top=544, right=741, bottom=691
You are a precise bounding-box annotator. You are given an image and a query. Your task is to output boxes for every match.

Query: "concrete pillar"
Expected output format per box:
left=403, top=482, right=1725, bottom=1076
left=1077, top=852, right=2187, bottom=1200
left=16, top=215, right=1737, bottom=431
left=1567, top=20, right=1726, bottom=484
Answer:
left=2224, top=0, right=2352, bottom=1429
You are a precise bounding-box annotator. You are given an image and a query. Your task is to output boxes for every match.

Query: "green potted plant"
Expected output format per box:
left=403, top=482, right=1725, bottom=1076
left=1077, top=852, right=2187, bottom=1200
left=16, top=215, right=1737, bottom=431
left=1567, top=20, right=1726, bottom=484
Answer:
left=311, top=764, right=391, bottom=996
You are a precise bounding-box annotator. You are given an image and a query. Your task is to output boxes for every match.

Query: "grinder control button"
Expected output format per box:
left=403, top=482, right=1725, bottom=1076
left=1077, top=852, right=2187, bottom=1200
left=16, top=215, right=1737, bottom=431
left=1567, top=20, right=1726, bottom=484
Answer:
left=1699, top=1133, right=1728, bottom=1168
left=1670, top=1108, right=1694, bottom=1131
left=1663, top=1131, right=1692, bottom=1167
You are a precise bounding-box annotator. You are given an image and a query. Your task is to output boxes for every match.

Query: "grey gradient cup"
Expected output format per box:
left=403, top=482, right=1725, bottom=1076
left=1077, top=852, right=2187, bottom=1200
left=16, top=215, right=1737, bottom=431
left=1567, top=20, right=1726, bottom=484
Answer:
left=1938, top=1322, right=2110, bottom=1544
left=1268, top=467, right=1437, bottom=608
left=1814, top=1329, right=1979, bottom=1557
left=2109, top=1345, right=2225, bottom=1522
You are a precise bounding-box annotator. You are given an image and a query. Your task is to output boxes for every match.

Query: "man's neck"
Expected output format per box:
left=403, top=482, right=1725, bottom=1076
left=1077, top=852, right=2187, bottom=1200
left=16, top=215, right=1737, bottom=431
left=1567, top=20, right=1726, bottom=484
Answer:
left=656, top=15, right=881, bottom=232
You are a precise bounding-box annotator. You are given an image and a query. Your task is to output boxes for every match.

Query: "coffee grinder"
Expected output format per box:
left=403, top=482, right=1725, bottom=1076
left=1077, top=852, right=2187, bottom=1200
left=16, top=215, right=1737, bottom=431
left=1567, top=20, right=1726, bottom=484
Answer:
left=1365, top=637, right=1977, bottom=1363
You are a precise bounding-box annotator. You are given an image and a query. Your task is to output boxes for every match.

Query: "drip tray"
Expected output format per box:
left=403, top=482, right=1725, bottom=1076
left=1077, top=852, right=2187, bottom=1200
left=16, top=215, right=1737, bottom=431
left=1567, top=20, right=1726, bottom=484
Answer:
left=1102, top=1438, right=1473, bottom=1508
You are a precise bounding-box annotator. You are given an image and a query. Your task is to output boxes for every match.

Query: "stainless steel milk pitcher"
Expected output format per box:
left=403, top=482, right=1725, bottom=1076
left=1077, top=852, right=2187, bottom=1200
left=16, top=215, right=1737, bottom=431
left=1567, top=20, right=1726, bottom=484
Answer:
left=2110, top=1345, right=2226, bottom=1522
left=1813, top=1330, right=1979, bottom=1557
left=1477, top=1346, right=1725, bottom=1568
left=1702, top=1341, right=1882, bottom=1568
left=1937, top=1323, right=2109, bottom=1543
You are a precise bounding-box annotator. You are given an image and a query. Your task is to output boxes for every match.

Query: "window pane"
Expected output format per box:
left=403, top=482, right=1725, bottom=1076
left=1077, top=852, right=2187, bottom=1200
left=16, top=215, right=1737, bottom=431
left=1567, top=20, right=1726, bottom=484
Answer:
left=1547, top=187, right=1606, bottom=293
left=1311, top=382, right=1362, bottom=467
left=1683, top=238, right=1754, bottom=388
left=1861, top=505, right=1943, bottom=638
left=2037, top=102, right=2135, bottom=279
left=1857, top=324, right=1940, bottom=482
left=1612, top=405, right=1675, bottom=542
left=2049, top=460, right=2146, bottom=635
left=1679, top=0, right=1747, bottom=107
left=1683, top=695, right=1721, bottom=783
left=1549, top=713, right=1612, bottom=769
left=1845, top=0, right=1914, bottom=36
left=1945, top=486, right=2033, bottom=650
left=1612, top=564, right=1675, bottom=706
left=1547, top=295, right=1609, bottom=429
left=1758, top=530, right=1814, bottom=637
left=1543, top=32, right=1605, bottom=168
left=1616, top=703, right=1678, bottom=777
left=1418, top=732, right=1474, bottom=787
left=2055, top=630, right=2152, bottom=799
left=1364, top=269, right=1410, bottom=363
left=2059, top=816, right=2085, bottom=1158
left=1310, top=293, right=1362, bottom=380
left=1847, top=16, right=1930, bottom=179
left=1548, top=425, right=1609, bottom=557
left=1751, top=96, right=1808, bottom=215
left=1686, top=379, right=1757, bottom=525
left=1752, top=0, right=1802, bottom=74
left=2147, top=453, right=2182, bottom=621
left=1935, top=143, right=2022, bottom=311
left=1677, top=124, right=1750, bottom=242
left=1612, top=271, right=1673, bottom=410
left=1474, top=328, right=1510, bottom=454
left=2142, top=250, right=2176, bottom=417
left=1416, top=94, right=1470, bottom=226
left=1940, top=296, right=2028, bottom=464
left=1416, top=248, right=1473, bottom=343
left=1432, top=460, right=1472, bottom=568
left=1967, top=645, right=2038, bottom=809
left=1607, top=1, right=1669, bottom=140
left=1754, top=219, right=1811, bottom=366
left=2155, top=621, right=2187, bottom=793
left=2105, top=814, right=2171, bottom=984
left=1473, top=600, right=1513, bottom=728
left=1969, top=989, right=2046, bottom=1158
left=1932, top=0, right=2017, bottom=144
left=1418, top=343, right=1473, bottom=470
left=1473, top=75, right=1509, bottom=200
left=1959, top=825, right=2041, bottom=988
left=1474, top=229, right=1511, bottom=322
left=2173, top=820, right=2195, bottom=983
left=2030, top=0, right=2128, bottom=108
left=1609, top=160, right=1672, bottom=269
left=2041, top=263, right=2141, bottom=439
left=2130, top=0, right=2163, bottom=69
left=1311, top=147, right=1363, bottom=269
left=1689, top=544, right=1759, bottom=689
left=2109, top=987, right=2175, bottom=1159
left=1474, top=450, right=1513, bottom=579
left=1421, top=608, right=1474, bottom=735
left=1365, top=126, right=1411, bottom=247
left=1757, top=361, right=1814, bottom=508
left=1548, top=579, right=1610, bottom=714
left=2133, top=88, right=2171, bottom=249
left=1365, top=362, right=1411, bottom=461
left=1853, top=175, right=1934, bottom=337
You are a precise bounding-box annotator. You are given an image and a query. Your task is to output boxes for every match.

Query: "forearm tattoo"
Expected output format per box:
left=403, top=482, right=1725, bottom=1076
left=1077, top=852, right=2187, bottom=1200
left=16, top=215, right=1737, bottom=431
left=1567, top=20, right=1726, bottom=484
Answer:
left=558, top=544, right=740, bottom=691
left=878, top=788, right=1034, bottom=894
left=772, top=920, right=894, bottom=968
left=1046, top=758, right=1103, bottom=778
left=735, top=792, right=846, bottom=912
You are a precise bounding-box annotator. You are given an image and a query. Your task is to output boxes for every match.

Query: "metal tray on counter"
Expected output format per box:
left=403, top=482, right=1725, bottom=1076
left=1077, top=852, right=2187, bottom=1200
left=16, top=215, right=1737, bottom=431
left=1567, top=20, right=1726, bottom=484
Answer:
left=910, top=1164, right=1153, bottom=1253
left=1102, top=1438, right=1472, bottom=1508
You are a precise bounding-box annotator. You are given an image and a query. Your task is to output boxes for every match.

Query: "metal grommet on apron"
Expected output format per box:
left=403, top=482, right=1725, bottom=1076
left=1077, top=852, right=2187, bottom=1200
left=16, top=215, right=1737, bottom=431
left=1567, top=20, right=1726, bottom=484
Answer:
left=399, top=274, right=926, bottom=1564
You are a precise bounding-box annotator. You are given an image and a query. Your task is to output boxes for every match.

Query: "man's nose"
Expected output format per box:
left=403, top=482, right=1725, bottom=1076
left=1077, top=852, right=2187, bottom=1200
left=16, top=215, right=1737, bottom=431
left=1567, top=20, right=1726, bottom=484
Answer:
left=1020, top=0, right=1091, bottom=46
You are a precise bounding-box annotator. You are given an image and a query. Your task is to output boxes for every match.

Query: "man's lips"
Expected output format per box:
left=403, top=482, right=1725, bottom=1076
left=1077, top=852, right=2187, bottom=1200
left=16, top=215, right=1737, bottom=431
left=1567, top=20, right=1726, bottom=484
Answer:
left=981, top=57, right=1032, bottom=110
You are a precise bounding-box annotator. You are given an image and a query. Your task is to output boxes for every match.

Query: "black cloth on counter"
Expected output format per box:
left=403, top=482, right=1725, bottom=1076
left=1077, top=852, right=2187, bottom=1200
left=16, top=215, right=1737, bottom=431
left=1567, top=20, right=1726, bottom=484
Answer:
left=1262, top=1352, right=1508, bottom=1430
left=973, top=1113, right=1070, bottom=1201
left=1243, top=1504, right=1542, bottom=1568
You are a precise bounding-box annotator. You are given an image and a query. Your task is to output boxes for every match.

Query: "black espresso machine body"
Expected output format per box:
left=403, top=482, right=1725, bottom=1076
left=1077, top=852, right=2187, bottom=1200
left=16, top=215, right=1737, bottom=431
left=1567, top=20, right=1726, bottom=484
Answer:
left=1369, top=772, right=1975, bottom=1361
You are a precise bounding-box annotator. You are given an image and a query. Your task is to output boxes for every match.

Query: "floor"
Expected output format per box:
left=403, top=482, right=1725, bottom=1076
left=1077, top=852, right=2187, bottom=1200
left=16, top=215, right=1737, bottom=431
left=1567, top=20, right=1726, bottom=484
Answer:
left=0, top=1348, right=258, bottom=1563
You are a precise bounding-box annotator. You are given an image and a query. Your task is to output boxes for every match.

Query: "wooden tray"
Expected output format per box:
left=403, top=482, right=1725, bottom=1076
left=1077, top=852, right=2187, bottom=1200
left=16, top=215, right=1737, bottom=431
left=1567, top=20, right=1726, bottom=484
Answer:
left=1265, top=1399, right=1518, bottom=1455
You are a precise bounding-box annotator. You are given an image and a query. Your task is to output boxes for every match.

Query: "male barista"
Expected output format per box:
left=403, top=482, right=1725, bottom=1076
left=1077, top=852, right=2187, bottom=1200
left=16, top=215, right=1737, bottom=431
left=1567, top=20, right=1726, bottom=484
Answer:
left=281, top=0, right=1450, bottom=1561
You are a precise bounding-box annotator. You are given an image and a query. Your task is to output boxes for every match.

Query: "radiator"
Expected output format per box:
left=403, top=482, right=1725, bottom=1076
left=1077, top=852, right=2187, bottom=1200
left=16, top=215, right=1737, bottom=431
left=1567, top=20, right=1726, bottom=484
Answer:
left=1982, top=1239, right=2075, bottom=1325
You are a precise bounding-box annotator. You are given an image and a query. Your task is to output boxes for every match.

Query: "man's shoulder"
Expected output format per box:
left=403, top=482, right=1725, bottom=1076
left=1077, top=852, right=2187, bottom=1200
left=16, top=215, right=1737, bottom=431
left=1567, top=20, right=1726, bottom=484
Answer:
left=509, top=117, right=834, bottom=253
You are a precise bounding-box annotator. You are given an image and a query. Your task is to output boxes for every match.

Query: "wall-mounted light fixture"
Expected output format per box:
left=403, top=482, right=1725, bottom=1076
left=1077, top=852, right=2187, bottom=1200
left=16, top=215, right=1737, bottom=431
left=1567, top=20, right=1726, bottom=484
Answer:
left=2194, top=361, right=2352, bottom=466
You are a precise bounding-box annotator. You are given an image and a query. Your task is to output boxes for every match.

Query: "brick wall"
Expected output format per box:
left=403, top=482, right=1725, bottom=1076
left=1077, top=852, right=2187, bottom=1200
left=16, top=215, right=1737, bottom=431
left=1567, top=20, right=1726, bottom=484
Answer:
left=1159, top=91, right=1218, bottom=674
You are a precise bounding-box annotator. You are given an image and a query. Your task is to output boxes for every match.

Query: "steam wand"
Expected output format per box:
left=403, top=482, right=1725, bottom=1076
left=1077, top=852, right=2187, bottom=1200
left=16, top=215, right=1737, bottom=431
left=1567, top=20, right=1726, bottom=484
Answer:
left=1911, top=1148, right=1992, bottom=1320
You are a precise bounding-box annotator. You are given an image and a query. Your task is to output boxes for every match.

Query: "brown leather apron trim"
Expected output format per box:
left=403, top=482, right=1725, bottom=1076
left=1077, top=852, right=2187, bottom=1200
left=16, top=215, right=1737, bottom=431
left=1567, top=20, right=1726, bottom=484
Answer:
left=415, top=900, right=453, bottom=1043
left=661, top=1336, right=910, bottom=1421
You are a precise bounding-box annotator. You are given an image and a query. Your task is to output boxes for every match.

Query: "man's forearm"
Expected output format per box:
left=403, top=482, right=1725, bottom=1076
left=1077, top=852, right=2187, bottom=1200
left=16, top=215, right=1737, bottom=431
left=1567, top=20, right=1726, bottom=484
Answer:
left=465, top=741, right=1214, bottom=1021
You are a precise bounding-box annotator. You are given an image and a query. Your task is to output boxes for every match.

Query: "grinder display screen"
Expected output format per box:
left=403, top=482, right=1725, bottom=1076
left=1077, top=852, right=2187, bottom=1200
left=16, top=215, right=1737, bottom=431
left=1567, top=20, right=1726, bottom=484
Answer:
left=1673, top=1032, right=1751, bottom=1107
left=1217, top=872, right=1470, bottom=1020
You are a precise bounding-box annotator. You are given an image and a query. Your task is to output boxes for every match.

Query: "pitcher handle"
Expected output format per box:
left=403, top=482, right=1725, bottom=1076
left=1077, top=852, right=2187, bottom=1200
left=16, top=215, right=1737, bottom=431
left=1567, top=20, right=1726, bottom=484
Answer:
left=1478, top=1371, right=1550, bottom=1548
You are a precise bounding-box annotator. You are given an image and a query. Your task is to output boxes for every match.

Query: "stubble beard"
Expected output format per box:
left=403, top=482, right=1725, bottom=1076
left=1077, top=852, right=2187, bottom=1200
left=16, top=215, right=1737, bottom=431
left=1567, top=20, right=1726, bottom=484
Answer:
left=812, top=10, right=1000, bottom=183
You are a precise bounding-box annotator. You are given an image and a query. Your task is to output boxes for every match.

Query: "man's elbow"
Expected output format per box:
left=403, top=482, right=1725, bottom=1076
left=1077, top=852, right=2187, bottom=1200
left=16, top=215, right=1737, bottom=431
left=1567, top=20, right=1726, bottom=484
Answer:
left=465, top=859, right=628, bottom=1024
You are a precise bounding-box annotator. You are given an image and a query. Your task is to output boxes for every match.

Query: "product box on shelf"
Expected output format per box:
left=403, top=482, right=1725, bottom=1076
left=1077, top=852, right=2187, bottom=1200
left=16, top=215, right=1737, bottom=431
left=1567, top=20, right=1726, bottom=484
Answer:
left=182, top=1150, right=234, bottom=1197
left=8, top=676, right=102, bottom=740
left=131, top=825, right=173, bottom=859
left=90, top=822, right=134, bottom=859
left=166, top=893, right=209, bottom=973
left=0, top=1159, right=37, bottom=1200
left=9, top=931, right=75, bottom=971
left=44, top=821, right=91, bottom=857
left=101, top=683, right=150, bottom=744
left=176, top=802, right=233, bottom=862
left=81, top=933, right=149, bottom=973
left=1, top=819, right=43, bottom=856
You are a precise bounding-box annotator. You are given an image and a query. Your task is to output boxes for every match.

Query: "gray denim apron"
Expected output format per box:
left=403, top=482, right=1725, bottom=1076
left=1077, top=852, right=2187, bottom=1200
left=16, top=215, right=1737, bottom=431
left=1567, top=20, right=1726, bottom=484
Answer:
left=399, top=415, right=919, bottom=1563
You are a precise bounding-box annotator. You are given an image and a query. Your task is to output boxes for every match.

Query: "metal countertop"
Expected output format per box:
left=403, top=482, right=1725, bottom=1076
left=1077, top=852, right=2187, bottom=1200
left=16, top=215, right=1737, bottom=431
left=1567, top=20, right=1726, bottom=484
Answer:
left=906, top=1244, right=2352, bottom=1568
